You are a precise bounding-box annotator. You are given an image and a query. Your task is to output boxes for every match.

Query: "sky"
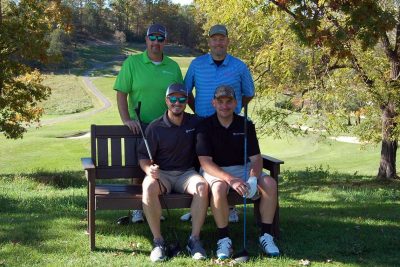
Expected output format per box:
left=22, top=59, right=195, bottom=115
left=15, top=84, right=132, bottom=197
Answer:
left=171, top=0, right=193, bottom=5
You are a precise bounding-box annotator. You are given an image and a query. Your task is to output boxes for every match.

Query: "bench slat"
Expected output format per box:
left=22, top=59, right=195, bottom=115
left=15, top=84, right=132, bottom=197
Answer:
left=95, top=166, right=145, bottom=179
left=125, top=137, right=138, bottom=166
left=97, top=138, right=108, bottom=166
left=111, top=138, right=122, bottom=166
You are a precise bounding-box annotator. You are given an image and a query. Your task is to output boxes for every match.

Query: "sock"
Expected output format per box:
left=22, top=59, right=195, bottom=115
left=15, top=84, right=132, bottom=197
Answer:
left=261, top=223, right=272, bottom=236
left=217, top=226, right=229, bottom=240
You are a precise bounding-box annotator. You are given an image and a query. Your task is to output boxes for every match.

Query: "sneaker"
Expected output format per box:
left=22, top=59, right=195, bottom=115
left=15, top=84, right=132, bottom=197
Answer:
left=186, top=236, right=207, bottom=260
left=229, top=208, right=239, bottom=223
left=216, top=237, right=233, bottom=259
left=132, top=210, right=165, bottom=223
left=150, top=240, right=167, bottom=262
left=131, top=210, right=144, bottom=223
left=180, top=212, right=192, bottom=221
left=259, top=233, right=280, bottom=256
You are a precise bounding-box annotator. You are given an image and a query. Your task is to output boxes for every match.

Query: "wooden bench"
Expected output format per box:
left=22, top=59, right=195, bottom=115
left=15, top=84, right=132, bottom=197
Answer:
left=81, top=125, right=284, bottom=251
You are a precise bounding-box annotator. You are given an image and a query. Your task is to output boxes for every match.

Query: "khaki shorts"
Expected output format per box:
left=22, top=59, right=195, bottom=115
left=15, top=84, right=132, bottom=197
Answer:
left=156, top=168, right=202, bottom=194
left=202, top=165, right=266, bottom=191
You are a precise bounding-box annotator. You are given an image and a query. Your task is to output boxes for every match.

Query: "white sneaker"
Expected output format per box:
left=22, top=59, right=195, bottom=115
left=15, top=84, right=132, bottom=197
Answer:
left=131, top=210, right=165, bottom=223
left=259, top=233, right=280, bottom=256
left=216, top=237, right=233, bottom=259
left=180, top=212, right=192, bottom=221
left=131, top=210, right=144, bottom=223
left=228, top=208, right=239, bottom=223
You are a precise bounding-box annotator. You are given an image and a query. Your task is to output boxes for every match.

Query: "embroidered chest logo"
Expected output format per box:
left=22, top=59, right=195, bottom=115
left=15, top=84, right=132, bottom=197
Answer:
left=232, top=132, right=244, bottom=136
left=186, top=128, right=195, bottom=134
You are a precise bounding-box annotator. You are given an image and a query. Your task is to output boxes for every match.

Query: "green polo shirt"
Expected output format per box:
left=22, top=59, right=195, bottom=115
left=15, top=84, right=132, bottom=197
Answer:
left=114, top=51, right=183, bottom=123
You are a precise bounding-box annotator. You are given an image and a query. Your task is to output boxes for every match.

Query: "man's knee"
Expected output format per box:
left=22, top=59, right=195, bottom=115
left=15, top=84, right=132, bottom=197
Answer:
left=210, top=180, right=228, bottom=196
left=260, top=175, right=277, bottom=193
left=142, top=177, right=161, bottom=196
left=188, top=177, right=209, bottom=197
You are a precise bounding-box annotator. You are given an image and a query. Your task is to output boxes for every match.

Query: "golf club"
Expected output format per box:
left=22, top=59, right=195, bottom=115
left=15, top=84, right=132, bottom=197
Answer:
left=233, top=104, right=250, bottom=263
left=134, top=102, right=182, bottom=258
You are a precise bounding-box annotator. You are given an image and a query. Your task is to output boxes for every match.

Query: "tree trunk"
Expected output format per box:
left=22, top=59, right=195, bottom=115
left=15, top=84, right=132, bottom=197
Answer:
left=377, top=102, right=398, bottom=179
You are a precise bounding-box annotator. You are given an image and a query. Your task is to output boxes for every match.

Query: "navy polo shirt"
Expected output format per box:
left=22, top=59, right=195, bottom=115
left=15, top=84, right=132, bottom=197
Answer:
left=196, top=113, right=260, bottom=167
left=138, top=111, right=199, bottom=171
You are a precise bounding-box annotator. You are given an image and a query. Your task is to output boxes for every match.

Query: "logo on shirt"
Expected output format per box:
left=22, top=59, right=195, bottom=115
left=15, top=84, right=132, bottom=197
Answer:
left=186, top=128, right=195, bottom=133
left=162, top=70, right=174, bottom=75
left=233, top=132, right=244, bottom=136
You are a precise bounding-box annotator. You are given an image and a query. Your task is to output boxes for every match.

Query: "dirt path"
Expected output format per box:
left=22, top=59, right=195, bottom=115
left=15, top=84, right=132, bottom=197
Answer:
left=41, top=54, right=124, bottom=126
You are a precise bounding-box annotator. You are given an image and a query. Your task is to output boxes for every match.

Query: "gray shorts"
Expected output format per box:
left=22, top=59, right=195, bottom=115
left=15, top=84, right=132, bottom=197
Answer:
left=157, top=168, right=202, bottom=194
left=202, top=165, right=266, bottom=190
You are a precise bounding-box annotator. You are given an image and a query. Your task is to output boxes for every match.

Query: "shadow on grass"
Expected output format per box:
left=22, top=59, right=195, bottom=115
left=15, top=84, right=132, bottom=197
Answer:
left=0, top=168, right=399, bottom=266
left=276, top=168, right=400, bottom=266
left=1, top=170, right=86, bottom=189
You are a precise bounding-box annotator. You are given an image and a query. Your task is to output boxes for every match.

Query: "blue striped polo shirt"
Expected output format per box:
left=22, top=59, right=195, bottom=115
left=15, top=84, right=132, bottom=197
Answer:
left=184, top=53, right=255, bottom=117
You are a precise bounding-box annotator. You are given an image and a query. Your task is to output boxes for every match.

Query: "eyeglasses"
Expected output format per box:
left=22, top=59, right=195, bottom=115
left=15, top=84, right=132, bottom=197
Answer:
left=148, top=35, right=165, bottom=42
left=168, top=96, right=187, bottom=104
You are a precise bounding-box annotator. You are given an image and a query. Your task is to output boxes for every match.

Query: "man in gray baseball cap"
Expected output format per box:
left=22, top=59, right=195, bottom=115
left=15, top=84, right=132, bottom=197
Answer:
left=147, top=23, right=167, bottom=38
left=209, top=24, right=228, bottom=37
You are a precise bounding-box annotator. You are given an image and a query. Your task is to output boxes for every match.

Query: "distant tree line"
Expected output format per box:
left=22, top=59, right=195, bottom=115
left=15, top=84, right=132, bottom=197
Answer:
left=64, top=0, right=204, bottom=47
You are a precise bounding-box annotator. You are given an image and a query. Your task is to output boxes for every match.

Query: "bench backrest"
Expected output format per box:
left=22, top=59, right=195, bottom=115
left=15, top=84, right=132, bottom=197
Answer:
left=90, top=125, right=145, bottom=179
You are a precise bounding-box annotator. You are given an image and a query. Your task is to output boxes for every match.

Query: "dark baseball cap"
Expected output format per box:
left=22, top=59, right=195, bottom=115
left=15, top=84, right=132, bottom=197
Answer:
left=166, top=83, right=188, bottom=96
left=209, top=24, right=228, bottom=37
left=214, top=85, right=236, bottom=99
left=147, top=24, right=167, bottom=37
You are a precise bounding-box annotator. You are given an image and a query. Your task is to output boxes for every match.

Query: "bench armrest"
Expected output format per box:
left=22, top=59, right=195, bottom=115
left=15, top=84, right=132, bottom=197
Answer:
left=81, top=158, right=95, bottom=170
left=261, top=154, right=284, bottom=180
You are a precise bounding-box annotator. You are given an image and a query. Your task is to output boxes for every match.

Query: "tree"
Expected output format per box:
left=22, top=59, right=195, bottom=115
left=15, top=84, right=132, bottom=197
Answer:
left=268, top=0, right=399, bottom=179
left=0, top=0, right=71, bottom=139
left=194, top=0, right=400, bottom=179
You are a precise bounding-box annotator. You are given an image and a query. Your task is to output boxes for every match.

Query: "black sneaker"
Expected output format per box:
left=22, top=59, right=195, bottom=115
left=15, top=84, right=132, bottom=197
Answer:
left=150, top=240, right=167, bottom=262
left=186, top=236, right=206, bottom=260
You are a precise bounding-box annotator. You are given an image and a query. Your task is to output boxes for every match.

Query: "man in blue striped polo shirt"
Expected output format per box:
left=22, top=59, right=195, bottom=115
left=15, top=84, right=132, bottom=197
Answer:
left=182, top=24, right=255, bottom=223
left=184, top=24, right=255, bottom=118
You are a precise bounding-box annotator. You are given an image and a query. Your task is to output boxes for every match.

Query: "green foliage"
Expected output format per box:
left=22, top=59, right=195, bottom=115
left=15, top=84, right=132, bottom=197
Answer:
left=46, top=28, right=70, bottom=60
left=0, top=0, right=72, bottom=139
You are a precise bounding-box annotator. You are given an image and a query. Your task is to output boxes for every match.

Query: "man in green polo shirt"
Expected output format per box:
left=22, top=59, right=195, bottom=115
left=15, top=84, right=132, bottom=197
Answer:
left=114, top=23, right=183, bottom=224
left=114, top=23, right=183, bottom=132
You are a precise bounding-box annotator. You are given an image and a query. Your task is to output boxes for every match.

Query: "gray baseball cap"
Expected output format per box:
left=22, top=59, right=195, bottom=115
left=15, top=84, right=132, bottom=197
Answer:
left=147, top=24, right=167, bottom=37
left=166, top=83, right=188, bottom=96
left=214, top=85, right=236, bottom=99
left=209, top=24, right=228, bottom=37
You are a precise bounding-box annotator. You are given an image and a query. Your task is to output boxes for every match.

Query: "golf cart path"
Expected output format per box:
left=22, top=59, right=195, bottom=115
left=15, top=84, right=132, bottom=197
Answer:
left=40, top=55, right=124, bottom=126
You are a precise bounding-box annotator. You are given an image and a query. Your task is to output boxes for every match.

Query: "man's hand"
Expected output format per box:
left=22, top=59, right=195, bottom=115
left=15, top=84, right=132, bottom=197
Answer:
left=123, top=119, right=141, bottom=134
left=229, top=177, right=249, bottom=197
left=147, top=164, right=160, bottom=180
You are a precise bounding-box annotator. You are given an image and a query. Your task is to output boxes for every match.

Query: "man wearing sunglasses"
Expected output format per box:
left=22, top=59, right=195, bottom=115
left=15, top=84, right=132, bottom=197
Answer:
left=114, top=24, right=183, bottom=224
left=139, top=83, right=209, bottom=262
left=182, top=24, right=255, bottom=223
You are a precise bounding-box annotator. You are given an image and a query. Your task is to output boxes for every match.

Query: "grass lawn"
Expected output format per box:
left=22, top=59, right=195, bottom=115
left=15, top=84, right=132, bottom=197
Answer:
left=0, top=42, right=399, bottom=266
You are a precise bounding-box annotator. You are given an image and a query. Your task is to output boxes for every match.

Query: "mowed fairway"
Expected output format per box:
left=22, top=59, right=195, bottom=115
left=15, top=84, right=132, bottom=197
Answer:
left=0, top=43, right=399, bottom=267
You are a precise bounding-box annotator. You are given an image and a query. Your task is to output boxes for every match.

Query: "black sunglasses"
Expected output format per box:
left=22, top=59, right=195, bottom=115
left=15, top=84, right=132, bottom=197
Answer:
left=168, top=96, right=187, bottom=104
left=148, top=35, right=165, bottom=42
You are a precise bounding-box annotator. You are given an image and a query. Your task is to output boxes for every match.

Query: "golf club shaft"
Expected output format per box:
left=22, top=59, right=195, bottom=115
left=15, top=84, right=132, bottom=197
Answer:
left=243, top=104, right=248, bottom=250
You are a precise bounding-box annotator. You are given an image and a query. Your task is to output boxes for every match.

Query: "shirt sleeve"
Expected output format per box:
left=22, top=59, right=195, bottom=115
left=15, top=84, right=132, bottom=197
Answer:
left=184, top=61, right=195, bottom=94
left=241, top=64, right=255, bottom=97
left=196, top=122, right=212, bottom=157
left=113, top=57, right=133, bottom=93
left=247, top=120, right=260, bottom=157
